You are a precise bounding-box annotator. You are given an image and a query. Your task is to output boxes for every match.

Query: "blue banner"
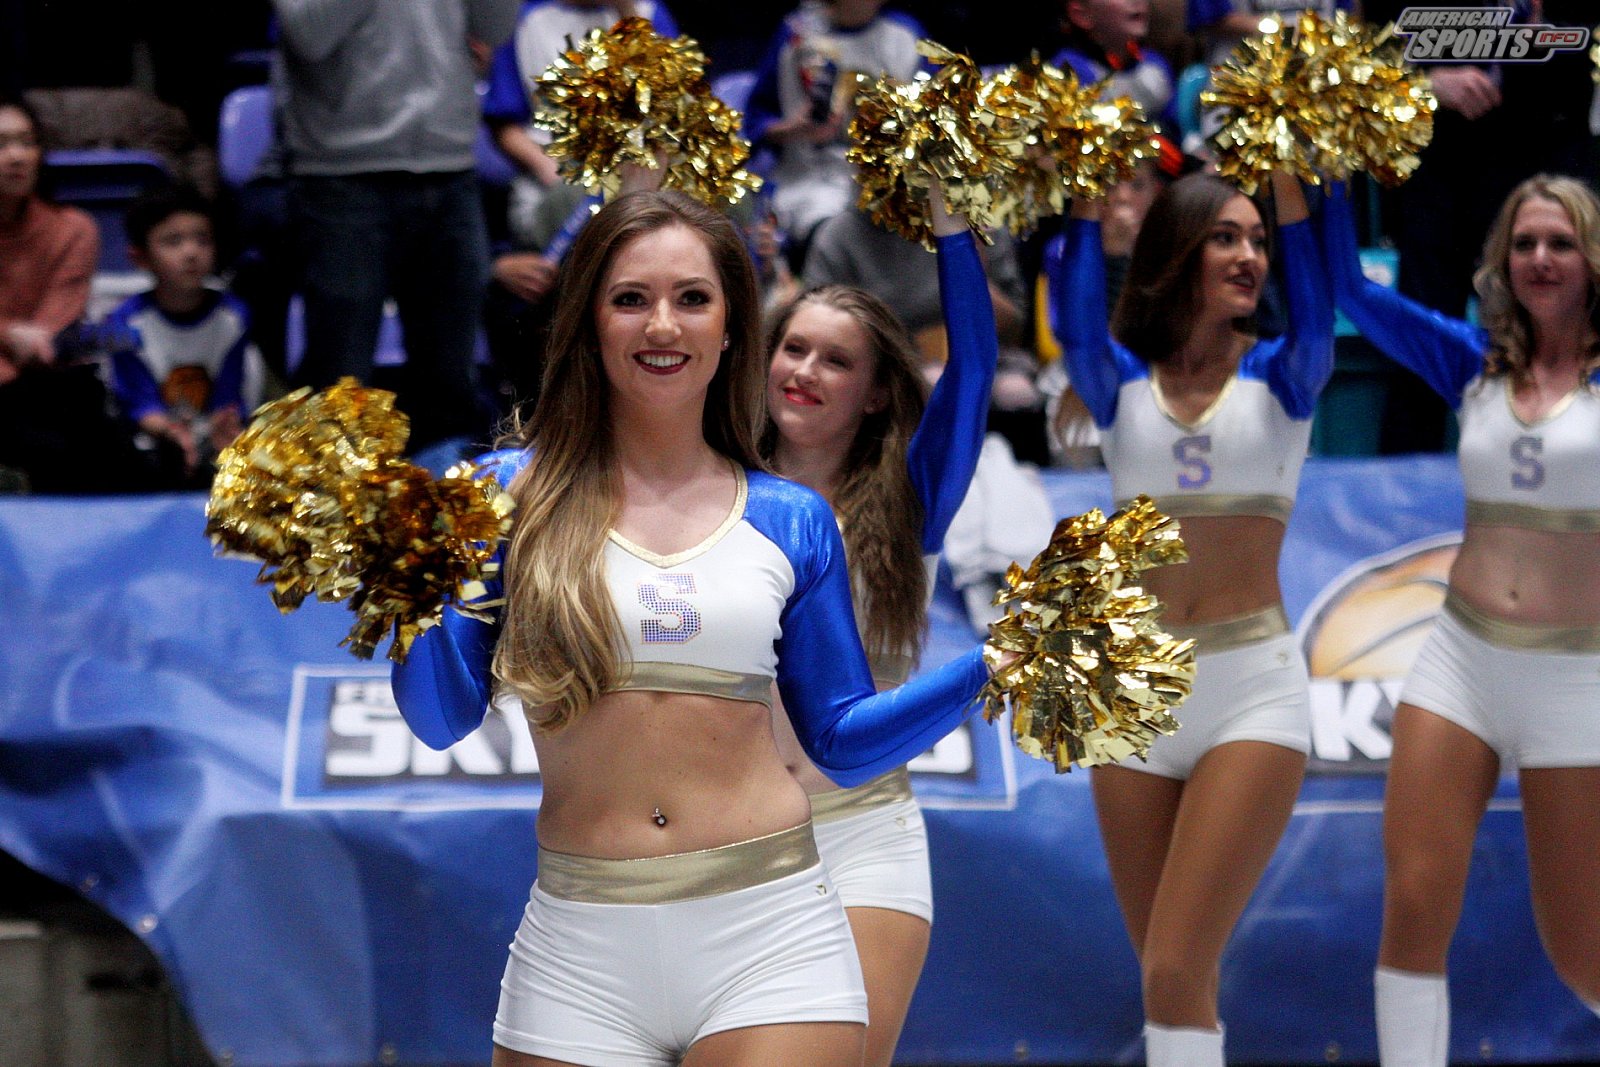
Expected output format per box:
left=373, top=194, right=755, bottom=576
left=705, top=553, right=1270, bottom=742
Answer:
left=1, top=459, right=1596, bottom=1066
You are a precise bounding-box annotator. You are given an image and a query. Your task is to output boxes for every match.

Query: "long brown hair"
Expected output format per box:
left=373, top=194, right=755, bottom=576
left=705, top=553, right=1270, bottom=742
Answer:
left=1475, top=174, right=1600, bottom=386
left=494, top=190, right=766, bottom=731
left=760, top=285, right=929, bottom=663
left=1113, top=172, right=1266, bottom=363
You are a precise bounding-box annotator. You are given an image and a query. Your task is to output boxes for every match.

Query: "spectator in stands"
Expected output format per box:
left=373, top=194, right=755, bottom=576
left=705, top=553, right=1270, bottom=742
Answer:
left=1190, top=0, right=1356, bottom=68
left=482, top=1, right=680, bottom=250
left=272, top=0, right=519, bottom=453
left=1053, top=0, right=1180, bottom=136
left=104, top=185, right=264, bottom=481
left=745, top=1, right=926, bottom=271
left=0, top=94, right=187, bottom=494
left=0, top=94, right=97, bottom=379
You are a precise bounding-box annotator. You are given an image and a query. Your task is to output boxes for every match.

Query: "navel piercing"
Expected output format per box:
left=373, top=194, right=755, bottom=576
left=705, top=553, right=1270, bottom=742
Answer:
left=653, top=807, right=668, bottom=827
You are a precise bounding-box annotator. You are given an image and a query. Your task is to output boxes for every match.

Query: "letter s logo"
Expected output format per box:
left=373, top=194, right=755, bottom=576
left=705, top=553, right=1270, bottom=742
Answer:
left=1174, top=435, right=1213, bottom=489
left=1510, top=435, right=1544, bottom=490
left=639, top=574, right=701, bottom=643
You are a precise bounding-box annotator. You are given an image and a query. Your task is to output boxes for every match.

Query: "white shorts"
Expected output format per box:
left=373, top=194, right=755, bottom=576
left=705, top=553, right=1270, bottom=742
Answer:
left=1131, top=610, right=1311, bottom=780
left=1400, top=594, right=1600, bottom=770
left=811, top=769, right=933, bottom=922
left=494, top=824, right=867, bottom=1066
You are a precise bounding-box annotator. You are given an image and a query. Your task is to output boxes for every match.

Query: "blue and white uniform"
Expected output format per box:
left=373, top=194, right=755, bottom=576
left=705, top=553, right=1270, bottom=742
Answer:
left=391, top=440, right=987, bottom=1063
left=1322, top=184, right=1600, bottom=769
left=808, top=230, right=996, bottom=922
left=1045, top=211, right=1333, bottom=777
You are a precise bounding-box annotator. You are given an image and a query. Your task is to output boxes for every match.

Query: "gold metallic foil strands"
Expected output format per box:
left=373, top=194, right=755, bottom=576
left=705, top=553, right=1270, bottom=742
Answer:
left=204, top=379, right=514, bottom=662
left=1203, top=10, right=1435, bottom=193
left=1002, top=58, right=1160, bottom=222
left=847, top=40, right=1029, bottom=248
left=979, top=495, right=1195, bottom=771
left=533, top=17, right=761, bottom=205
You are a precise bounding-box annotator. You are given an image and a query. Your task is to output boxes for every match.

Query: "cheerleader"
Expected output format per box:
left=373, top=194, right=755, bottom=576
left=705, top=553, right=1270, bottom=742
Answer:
left=390, top=188, right=992, bottom=1067
left=1323, top=176, right=1600, bottom=1066
left=760, top=185, right=995, bottom=1067
left=1046, top=170, right=1333, bottom=1066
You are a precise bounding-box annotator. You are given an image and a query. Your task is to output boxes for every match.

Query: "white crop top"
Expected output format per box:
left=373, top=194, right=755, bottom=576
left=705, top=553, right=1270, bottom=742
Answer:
left=603, top=468, right=791, bottom=703
left=1458, top=375, right=1600, bottom=532
left=1102, top=373, right=1312, bottom=523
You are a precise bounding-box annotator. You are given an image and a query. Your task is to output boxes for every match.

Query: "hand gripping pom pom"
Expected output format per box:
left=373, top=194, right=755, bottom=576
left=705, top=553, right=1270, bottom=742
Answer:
left=979, top=496, right=1196, bottom=771
left=204, top=379, right=514, bottom=662
left=532, top=17, right=762, bottom=205
left=1202, top=10, right=1435, bottom=192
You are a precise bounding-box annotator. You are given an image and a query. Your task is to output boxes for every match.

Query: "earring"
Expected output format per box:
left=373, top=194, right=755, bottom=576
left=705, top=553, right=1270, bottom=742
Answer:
left=721, top=336, right=730, bottom=350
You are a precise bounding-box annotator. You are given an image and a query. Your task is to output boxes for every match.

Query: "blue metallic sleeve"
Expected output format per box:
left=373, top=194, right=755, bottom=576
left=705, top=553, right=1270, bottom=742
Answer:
left=389, top=450, right=526, bottom=750
left=757, top=479, right=988, bottom=787
left=906, top=231, right=999, bottom=554
left=1260, top=217, right=1335, bottom=419
left=1047, top=220, right=1121, bottom=428
left=1321, top=182, right=1485, bottom=408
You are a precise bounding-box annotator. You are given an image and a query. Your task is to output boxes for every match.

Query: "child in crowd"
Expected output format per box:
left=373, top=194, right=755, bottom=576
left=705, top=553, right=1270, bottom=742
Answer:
left=104, top=185, right=263, bottom=478
left=1054, top=0, right=1181, bottom=137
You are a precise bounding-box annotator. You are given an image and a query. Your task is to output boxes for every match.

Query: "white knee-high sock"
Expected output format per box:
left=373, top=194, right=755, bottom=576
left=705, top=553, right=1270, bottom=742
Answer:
left=1144, top=1021, right=1225, bottom=1067
left=1375, top=966, right=1448, bottom=1067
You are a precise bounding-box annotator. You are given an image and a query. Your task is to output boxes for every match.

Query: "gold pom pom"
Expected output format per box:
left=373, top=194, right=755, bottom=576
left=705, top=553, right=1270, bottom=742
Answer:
left=204, top=380, right=513, bottom=662
left=846, top=40, right=1031, bottom=247
left=1000, top=58, right=1161, bottom=224
left=1203, top=10, right=1435, bottom=192
left=979, top=496, right=1195, bottom=771
left=533, top=17, right=762, bottom=205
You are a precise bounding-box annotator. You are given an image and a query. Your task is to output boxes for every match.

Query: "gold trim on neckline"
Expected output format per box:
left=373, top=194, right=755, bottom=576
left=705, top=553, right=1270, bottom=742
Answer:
left=1149, top=369, right=1239, bottom=432
left=1502, top=375, right=1582, bottom=430
left=607, top=465, right=747, bottom=567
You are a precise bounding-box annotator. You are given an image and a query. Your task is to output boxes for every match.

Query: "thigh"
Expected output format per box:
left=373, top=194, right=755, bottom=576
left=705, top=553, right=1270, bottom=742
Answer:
left=1092, top=763, right=1184, bottom=955
left=288, top=177, right=389, bottom=384
left=1519, top=767, right=1600, bottom=964
left=1142, top=740, right=1306, bottom=965
left=492, top=1046, right=582, bottom=1067
left=681, top=1021, right=864, bottom=1067
left=846, top=906, right=931, bottom=1067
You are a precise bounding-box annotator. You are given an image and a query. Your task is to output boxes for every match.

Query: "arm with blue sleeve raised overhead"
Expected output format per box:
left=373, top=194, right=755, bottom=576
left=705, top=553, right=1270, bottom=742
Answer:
left=1319, top=180, right=1486, bottom=408
left=756, top=478, right=990, bottom=787
left=1261, top=172, right=1335, bottom=419
left=906, top=185, right=1000, bottom=554
left=1048, top=198, right=1122, bottom=430
left=389, top=450, right=527, bottom=750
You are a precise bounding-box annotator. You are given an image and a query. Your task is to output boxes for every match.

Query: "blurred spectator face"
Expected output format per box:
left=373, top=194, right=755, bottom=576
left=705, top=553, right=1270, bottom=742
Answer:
left=1197, top=193, right=1267, bottom=321
left=1064, top=0, right=1149, bottom=49
left=136, top=211, right=216, bottom=294
left=829, top=0, right=889, bottom=28
left=0, top=105, right=42, bottom=203
left=767, top=301, right=885, bottom=451
left=1507, top=195, right=1592, bottom=325
left=1103, top=161, right=1163, bottom=257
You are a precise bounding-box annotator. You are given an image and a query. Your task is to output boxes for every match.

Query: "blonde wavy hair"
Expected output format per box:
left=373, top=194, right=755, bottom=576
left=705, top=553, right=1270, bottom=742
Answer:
left=760, top=286, right=929, bottom=665
left=494, top=191, right=766, bottom=731
left=1474, top=174, right=1600, bottom=386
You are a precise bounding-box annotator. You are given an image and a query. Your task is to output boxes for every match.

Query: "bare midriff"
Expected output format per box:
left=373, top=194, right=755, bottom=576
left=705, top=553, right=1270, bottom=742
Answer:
left=1141, top=513, right=1286, bottom=626
left=530, top=689, right=811, bottom=859
left=1448, top=524, right=1600, bottom=627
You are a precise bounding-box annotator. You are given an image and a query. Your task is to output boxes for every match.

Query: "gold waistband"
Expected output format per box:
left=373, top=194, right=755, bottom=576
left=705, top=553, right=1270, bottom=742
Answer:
left=807, top=766, right=914, bottom=824
left=1465, top=500, right=1600, bottom=534
left=1120, top=493, right=1293, bottom=524
left=536, top=822, right=819, bottom=905
left=1444, top=590, right=1600, bottom=653
left=610, top=662, right=773, bottom=706
left=1169, top=604, right=1290, bottom=653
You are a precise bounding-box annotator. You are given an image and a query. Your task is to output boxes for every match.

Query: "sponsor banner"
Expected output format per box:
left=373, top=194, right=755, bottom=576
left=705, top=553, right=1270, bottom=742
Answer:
left=2, top=467, right=1597, bottom=1065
